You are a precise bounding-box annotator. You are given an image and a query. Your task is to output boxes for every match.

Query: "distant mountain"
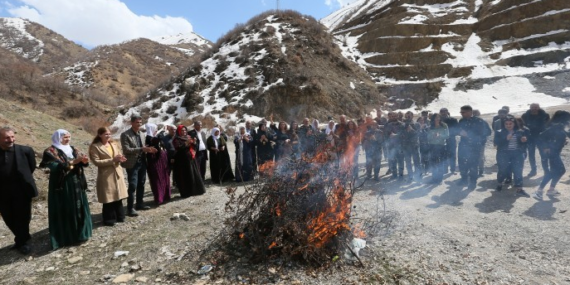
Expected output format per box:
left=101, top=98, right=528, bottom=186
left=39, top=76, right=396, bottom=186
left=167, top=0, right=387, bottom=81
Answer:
left=111, top=10, right=385, bottom=132
left=0, top=17, right=88, bottom=71
left=55, top=38, right=208, bottom=106
left=151, top=32, right=212, bottom=56
left=0, top=17, right=212, bottom=133
left=322, top=0, right=570, bottom=114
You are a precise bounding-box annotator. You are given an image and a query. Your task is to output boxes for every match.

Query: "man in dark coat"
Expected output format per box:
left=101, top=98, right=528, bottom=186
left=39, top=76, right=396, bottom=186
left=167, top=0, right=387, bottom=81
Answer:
left=0, top=127, right=38, bottom=255
left=440, top=108, right=458, bottom=174
left=188, top=121, right=208, bottom=180
left=120, top=115, right=157, bottom=216
left=521, top=103, right=550, bottom=176
left=457, top=106, right=491, bottom=190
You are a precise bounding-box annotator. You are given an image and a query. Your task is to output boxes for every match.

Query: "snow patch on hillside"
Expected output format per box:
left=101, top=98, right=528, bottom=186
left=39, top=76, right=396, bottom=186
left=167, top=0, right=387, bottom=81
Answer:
left=0, top=18, right=44, bottom=62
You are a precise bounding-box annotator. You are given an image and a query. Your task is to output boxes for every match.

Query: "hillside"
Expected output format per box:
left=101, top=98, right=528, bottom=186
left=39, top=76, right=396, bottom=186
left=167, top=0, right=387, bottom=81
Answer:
left=0, top=17, right=88, bottom=71
left=112, top=10, right=385, bottom=132
left=55, top=38, right=209, bottom=106
left=322, top=0, right=570, bottom=114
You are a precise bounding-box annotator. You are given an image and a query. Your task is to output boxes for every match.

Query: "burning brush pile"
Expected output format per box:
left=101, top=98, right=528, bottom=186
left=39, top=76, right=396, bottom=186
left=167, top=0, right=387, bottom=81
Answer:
left=210, top=145, right=380, bottom=268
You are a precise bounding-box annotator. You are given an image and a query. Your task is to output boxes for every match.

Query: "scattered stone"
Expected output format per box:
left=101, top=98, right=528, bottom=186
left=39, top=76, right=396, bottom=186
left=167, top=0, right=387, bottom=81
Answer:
left=23, top=277, right=36, bottom=284
left=130, top=265, right=141, bottom=272
left=68, top=256, right=83, bottom=264
left=80, top=271, right=90, bottom=275
left=112, top=273, right=134, bottom=283
left=45, top=267, right=55, bottom=272
left=121, top=262, right=129, bottom=268
left=26, top=256, right=33, bottom=261
left=99, top=243, right=107, bottom=248
left=197, top=265, right=213, bottom=275
left=171, top=213, right=190, bottom=221
left=135, top=276, right=148, bottom=283
left=114, top=251, right=129, bottom=258
left=268, top=267, right=277, bottom=274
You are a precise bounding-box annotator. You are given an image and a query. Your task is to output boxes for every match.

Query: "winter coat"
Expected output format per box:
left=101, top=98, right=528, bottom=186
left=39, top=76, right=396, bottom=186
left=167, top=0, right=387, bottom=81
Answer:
left=521, top=109, right=550, bottom=138
left=88, top=142, right=128, bottom=204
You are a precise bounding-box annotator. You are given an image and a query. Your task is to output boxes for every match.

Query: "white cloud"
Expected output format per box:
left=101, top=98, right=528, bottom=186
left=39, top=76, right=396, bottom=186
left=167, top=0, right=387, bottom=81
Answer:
left=325, top=0, right=359, bottom=8
left=5, top=0, right=193, bottom=47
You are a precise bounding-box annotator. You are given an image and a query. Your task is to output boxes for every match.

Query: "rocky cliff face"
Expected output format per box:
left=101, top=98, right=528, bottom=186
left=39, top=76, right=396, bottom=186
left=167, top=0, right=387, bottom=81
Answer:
left=322, top=0, right=570, bottom=114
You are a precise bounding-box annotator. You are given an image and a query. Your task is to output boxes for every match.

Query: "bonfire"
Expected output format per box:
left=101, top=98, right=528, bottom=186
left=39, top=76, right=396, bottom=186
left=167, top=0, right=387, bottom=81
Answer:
left=208, top=141, right=379, bottom=268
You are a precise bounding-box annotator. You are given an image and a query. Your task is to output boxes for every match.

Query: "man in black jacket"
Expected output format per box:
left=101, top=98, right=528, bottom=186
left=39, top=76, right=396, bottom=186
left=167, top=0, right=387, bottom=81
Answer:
left=457, top=106, right=491, bottom=190
left=521, top=103, right=550, bottom=176
left=188, top=121, right=208, bottom=181
left=440, top=108, right=458, bottom=174
left=0, top=127, right=38, bottom=255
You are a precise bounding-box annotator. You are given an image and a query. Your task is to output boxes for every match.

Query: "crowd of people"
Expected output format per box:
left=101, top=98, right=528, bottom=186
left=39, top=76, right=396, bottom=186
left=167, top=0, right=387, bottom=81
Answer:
left=1, top=103, right=569, bottom=255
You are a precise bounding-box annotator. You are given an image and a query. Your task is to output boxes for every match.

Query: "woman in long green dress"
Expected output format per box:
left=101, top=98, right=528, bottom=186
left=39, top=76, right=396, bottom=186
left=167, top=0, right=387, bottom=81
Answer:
left=40, top=129, right=92, bottom=250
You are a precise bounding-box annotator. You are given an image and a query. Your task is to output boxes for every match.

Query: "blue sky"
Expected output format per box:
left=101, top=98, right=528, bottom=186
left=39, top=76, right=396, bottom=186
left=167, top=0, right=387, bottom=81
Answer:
left=0, top=0, right=357, bottom=48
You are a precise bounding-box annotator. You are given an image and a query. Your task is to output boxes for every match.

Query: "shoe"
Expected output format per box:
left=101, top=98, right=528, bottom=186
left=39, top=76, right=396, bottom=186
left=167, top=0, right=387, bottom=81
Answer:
left=532, top=191, right=543, bottom=200
left=504, top=179, right=512, bottom=184
left=467, top=184, right=477, bottom=191
left=135, top=205, right=151, bottom=210
left=528, top=170, right=537, bottom=177
left=127, top=209, right=139, bottom=217
left=456, top=180, right=468, bottom=187
left=103, top=221, right=116, bottom=227
left=16, top=244, right=31, bottom=255
left=116, top=218, right=125, bottom=223
left=516, top=189, right=530, bottom=198
left=385, top=169, right=392, bottom=175
left=546, top=189, right=561, bottom=196
left=373, top=177, right=380, bottom=181
left=496, top=185, right=502, bottom=191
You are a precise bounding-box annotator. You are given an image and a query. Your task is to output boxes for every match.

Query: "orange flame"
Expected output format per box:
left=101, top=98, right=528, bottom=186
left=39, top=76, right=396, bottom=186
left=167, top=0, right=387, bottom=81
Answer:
left=269, top=242, right=277, bottom=249
left=351, top=223, right=366, bottom=238
left=259, top=161, right=276, bottom=176
left=239, top=233, right=245, bottom=239
left=307, top=179, right=352, bottom=248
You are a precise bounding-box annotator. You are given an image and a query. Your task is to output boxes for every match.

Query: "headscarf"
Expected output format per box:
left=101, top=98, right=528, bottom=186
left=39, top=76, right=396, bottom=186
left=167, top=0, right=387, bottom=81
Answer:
left=145, top=123, right=158, bottom=137
left=211, top=127, right=220, bottom=148
left=325, top=120, right=336, bottom=135
left=312, top=119, right=320, bottom=132
left=176, top=125, right=187, bottom=137
left=51, top=129, right=74, bottom=158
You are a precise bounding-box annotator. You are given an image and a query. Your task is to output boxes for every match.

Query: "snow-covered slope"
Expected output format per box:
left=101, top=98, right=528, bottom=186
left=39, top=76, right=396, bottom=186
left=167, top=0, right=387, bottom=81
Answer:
left=0, top=18, right=44, bottom=62
left=111, top=11, right=383, bottom=133
left=322, top=0, right=570, bottom=115
left=151, top=32, right=212, bottom=56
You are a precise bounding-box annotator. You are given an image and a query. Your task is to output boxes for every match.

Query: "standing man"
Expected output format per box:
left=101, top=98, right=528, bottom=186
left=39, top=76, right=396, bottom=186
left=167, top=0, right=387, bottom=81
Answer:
left=188, top=121, right=208, bottom=181
left=457, top=106, right=491, bottom=190
left=473, top=109, right=492, bottom=177
left=0, top=127, right=37, bottom=255
left=120, top=116, right=157, bottom=216
left=384, top=112, right=405, bottom=180
left=521, top=103, right=550, bottom=176
left=440, top=108, right=458, bottom=174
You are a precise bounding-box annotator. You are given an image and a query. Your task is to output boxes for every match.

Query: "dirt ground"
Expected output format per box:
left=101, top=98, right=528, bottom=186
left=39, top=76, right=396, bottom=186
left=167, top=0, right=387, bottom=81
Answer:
left=1, top=105, right=570, bottom=284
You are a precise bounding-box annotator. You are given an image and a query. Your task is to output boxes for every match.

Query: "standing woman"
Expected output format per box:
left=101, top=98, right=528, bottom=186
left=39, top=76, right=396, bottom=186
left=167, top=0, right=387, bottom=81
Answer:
left=40, top=129, right=92, bottom=249
left=533, top=110, right=570, bottom=199
left=255, top=123, right=275, bottom=167
left=426, top=114, right=449, bottom=184
left=288, top=121, right=300, bottom=159
left=89, top=127, right=128, bottom=226
left=207, top=127, right=235, bottom=183
left=144, top=123, right=171, bottom=206
left=494, top=117, right=529, bottom=196
left=271, top=119, right=290, bottom=161
left=172, top=125, right=205, bottom=198
left=234, top=126, right=254, bottom=182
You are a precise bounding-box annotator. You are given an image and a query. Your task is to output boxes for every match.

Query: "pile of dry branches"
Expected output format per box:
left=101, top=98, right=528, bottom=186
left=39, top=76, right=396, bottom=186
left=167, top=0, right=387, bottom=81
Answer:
left=209, top=148, right=376, bottom=267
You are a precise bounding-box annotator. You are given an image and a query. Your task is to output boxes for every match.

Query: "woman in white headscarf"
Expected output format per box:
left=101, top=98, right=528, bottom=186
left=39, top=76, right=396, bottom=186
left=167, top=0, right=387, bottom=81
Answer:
left=40, top=129, right=92, bottom=249
left=206, top=127, right=235, bottom=183
left=144, top=123, right=171, bottom=206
